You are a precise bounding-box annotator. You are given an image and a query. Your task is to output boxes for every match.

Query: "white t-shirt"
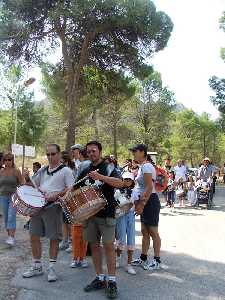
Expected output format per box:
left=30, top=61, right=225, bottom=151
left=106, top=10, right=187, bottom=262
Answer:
left=134, top=163, right=156, bottom=195
left=174, top=165, right=187, bottom=181
left=32, top=165, right=74, bottom=195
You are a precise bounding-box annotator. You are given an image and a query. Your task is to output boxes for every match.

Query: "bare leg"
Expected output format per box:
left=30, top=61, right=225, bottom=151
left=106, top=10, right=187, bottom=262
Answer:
left=149, top=227, right=161, bottom=257
left=49, top=239, right=59, bottom=260
left=8, top=229, right=15, bottom=237
left=127, top=250, right=133, bottom=264
left=104, top=242, right=116, bottom=276
left=31, top=235, right=42, bottom=259
left=141, top=223, right=150, bottom=255
left=91, top=242, right=103, bottom=275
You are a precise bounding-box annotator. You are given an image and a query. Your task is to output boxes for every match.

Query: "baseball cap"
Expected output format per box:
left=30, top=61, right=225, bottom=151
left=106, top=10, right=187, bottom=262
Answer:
left=122, top=172, right=135, bottom=181
left=129, top=144, right=148, bottom=153
left=203, top=157, right=210, bottom=162
left=71, top=144, right=83, bottom=150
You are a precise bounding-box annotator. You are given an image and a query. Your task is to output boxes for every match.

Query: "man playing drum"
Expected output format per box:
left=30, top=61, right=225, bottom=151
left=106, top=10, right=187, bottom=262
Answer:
left=75, top=141, right=123, bottom=299
left=23, top=144, right=74, bottom=282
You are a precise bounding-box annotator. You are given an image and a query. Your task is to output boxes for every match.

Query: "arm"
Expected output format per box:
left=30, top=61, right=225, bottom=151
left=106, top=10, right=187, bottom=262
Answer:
left=135, top=173, right=153, bottom=215
left=89, top=171, right=124, bottom=188
left=15, top=168, right=24, bottom=185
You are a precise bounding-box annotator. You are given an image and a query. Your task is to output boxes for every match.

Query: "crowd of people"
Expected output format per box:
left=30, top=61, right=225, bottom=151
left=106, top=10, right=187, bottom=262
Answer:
left=0, top=145, right=222, bottom=299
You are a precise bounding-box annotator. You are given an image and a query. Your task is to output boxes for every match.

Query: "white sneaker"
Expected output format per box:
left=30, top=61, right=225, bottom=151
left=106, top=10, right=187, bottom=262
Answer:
left=131, top=258, right=146, bottom=269
left=65, top=244, right=72, bottom=253
left=70, top=260, right=78, bottom=268
left=59, top=240, right=69, bottom=250
left=5, top=236, right=15, bottom=246
left=81, top=260, right=89, bottom=268
left=23, top=265, right=43, bottom=278
left=116, top=256, right=121, bottom=268
left=126, top=264, right=136, bottom=275
left=143, top=259, right=161, bottom=271
left=47, top=266, right=57, bottom=282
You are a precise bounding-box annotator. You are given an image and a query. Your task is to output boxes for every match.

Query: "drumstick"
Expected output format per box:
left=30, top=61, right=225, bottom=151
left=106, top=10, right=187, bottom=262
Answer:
left=73, top=169, right=99, bottom=187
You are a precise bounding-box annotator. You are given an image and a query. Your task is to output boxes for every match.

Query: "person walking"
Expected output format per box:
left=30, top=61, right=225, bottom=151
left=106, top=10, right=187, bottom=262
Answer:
left=0, top=153, right=23, bottom=246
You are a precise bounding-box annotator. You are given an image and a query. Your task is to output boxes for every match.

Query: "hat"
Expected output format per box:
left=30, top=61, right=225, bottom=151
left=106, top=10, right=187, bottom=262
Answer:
left=129, top=144, right=148, bottom=153
left=122, top=172, right=135, bottom=181
left=203, top=157, right=210, bottom=162
left=71, top=144, right=83, bottom=150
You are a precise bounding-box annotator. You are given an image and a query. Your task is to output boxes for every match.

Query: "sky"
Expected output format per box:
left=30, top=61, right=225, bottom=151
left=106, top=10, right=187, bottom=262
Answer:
left=152, top=0, right=225, bottom=119
left=28, top=0, right=225, bottom=119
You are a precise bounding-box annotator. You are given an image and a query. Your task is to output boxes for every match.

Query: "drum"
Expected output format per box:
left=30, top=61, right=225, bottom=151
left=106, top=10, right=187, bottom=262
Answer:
left=60, top=186, right=107, bottom=223
left=12, top=185, right=46, bottom=216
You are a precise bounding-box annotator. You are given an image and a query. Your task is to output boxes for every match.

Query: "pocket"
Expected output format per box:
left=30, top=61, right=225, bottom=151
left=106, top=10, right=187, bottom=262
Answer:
left=106, top=217, right=116, bottom=226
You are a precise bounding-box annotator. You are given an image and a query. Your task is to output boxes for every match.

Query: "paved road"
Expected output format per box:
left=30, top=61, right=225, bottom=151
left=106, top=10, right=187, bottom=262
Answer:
left=5, top=186, right=225, bottom=299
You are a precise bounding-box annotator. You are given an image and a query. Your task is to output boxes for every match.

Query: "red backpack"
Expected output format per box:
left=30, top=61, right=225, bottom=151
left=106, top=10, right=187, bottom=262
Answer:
left=154, top=165, right=169, bottom=192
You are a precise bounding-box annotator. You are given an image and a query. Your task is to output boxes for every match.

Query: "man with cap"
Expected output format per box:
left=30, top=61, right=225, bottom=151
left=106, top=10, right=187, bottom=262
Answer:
left=198, top=157, right=215, bottom=204
left=198, top=157, right=215, bottom=182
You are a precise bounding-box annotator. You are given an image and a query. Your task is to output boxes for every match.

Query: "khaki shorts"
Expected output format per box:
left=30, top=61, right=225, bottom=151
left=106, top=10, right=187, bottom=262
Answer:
left=29, top=205, right=63, bottom=240
left=83, top=217, right=116, bottom=244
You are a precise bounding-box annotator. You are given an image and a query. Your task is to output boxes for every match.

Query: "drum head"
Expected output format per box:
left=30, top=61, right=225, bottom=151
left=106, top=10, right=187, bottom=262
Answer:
left=17, top=186, right=45, bottom=208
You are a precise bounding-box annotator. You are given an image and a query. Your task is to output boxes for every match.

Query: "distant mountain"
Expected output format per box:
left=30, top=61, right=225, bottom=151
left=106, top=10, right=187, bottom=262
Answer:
left=175, top=102, right=187, bottom=112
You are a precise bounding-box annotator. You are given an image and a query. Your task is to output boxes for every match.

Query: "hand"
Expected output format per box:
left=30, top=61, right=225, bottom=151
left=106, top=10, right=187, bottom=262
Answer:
left=135, top=201, right=145, bottom=215
left=88, top=171, right=103, bottom=181
left=140, top=191, right=149, bottom=202
left=44, top=193, right=58, bottom=202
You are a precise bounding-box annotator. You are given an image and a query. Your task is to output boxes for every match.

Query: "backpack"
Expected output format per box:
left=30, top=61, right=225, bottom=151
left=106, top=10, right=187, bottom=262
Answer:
left=154, top=165, right=169, bottom=192
left=140, top=163, right=169, bottom=193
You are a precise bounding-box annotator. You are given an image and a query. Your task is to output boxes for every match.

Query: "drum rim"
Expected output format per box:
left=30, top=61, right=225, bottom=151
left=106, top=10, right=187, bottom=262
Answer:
left=14, top=187, right=45, bottom=209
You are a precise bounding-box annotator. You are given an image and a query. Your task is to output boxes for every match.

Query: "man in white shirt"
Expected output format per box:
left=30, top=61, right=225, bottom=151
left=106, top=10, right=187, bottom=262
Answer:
left=23, top=144, right=74, bottom=282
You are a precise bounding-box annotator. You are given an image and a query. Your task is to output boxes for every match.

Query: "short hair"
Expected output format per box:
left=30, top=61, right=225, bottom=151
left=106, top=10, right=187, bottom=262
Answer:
left=33, top=162, right=41, bottom=169
left=86, top=141, right=102, bottom=152
left=3, top=152, right=15, bottom=167
left=46, top=144, right=61, bottom=153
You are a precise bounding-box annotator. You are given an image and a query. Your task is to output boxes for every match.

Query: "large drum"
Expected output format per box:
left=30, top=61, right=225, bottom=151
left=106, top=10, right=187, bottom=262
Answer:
left=60, top=186, right=107, bottom=223
left=12, top=185, right=46, bottom=216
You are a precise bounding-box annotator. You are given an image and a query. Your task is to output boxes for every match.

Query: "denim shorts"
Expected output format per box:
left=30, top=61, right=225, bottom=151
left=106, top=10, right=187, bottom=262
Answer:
left=116, top=210, right=135, bottom=251
left=0, top=195, right=17, bottom=230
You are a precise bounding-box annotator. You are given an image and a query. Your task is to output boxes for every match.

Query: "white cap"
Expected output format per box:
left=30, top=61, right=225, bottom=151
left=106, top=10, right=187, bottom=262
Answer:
left=122, top=172, right=134, bottom=181
left=71, top=144, right=83, bottom=150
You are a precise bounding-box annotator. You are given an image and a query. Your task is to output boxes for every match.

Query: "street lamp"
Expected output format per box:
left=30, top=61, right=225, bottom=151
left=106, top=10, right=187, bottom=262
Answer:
left=13, top=77, right=36, bottom=159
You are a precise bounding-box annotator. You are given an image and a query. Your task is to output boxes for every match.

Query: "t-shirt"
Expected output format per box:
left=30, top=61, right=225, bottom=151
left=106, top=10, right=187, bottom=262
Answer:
left=32, top=164, right=75, bottom=195
left=135, top=163, right=156, bottom=195
left=76, top=160, right=121, bottom=218
left=174, top=165, right=187, bottom=181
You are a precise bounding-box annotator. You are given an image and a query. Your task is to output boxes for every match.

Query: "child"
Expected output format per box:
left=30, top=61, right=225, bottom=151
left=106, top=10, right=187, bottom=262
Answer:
left=167, top=171, right=176, bottom=211
left=176, top=177, right=185, bottom=207
left=70, top=223, right=88, bottom=268
left=187, top=175, right=196, bottom=206
left=115, top=172, right=136, bottom=275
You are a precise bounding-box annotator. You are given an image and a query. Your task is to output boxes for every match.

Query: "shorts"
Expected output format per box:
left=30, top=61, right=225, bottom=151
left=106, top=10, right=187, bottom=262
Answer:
left=141, top=193, right=161, bottom=227
left=83, top=216, right=116, bottom=244
left=29, top=205, right=63, bottom=240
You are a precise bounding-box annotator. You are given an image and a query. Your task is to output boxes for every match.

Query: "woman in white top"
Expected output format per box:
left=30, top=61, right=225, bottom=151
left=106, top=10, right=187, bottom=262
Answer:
left=129, top=144, right=162, bottom=271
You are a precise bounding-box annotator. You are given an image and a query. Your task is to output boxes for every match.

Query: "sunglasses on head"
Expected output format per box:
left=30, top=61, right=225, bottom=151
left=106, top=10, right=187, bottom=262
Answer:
left=46, top=152, right=57, bottom=157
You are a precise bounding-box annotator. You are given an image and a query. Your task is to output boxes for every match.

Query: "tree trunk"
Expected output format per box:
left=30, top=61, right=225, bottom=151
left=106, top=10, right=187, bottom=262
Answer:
left=93, top=108, right=99, bottom=140
left=113, top=121, right=117, bottom=159
left=203, top=128, right=206, bottom=157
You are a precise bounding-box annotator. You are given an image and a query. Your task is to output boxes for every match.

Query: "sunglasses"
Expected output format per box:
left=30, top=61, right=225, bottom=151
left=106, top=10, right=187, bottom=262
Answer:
left=4, top=159, right=12, bottom=162
left=46, top=152, right=57, bottom=157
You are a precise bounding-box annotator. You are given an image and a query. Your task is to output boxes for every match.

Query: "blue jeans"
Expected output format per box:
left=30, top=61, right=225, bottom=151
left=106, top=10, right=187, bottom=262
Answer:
left=116, top=210, right=135, bottom=251
left=0, top=195, right=17, bottom=230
